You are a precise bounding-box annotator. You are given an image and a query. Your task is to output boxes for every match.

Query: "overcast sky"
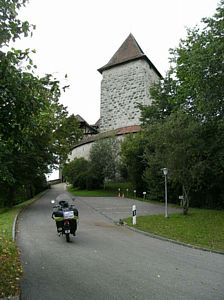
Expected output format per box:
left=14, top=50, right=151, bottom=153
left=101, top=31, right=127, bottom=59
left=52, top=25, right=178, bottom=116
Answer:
left=14, top=0, right=219, bottom=127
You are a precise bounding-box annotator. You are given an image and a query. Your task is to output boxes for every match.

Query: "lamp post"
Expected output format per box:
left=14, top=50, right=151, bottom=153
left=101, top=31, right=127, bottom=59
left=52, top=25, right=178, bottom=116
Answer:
left=118, top=188, right=121, bottom=197
left=162, top=168, right=168, bottom=218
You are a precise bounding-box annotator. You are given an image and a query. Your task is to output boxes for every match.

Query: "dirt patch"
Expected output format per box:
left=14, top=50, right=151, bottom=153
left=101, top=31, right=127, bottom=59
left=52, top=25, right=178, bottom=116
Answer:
left=94, top=221, right=115, bottom=228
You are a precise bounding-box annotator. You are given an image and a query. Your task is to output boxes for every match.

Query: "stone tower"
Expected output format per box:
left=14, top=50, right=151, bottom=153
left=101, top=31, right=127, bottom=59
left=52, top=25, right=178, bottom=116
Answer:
left=98, top=33, right=162, bottom=133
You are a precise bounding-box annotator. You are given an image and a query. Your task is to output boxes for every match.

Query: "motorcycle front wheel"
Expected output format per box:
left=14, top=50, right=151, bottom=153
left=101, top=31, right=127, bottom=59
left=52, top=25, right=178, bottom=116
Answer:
left=65, top=233, right=70, bottom=242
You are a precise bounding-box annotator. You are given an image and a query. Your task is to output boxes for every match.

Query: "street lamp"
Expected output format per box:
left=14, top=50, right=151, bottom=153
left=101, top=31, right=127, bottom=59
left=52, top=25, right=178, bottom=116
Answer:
left=162, top=168, right=168, bottom=218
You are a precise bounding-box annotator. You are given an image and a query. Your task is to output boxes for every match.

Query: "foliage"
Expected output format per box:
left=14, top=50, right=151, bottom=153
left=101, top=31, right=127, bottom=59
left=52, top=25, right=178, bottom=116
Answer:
left=63, top=158, right=90, bottom=189
left=0, top=236, right=22, bottom=298
left=120, top=133, right=147, bottom=195
left=89, top=137, right=120, bottom=186
left=142, top=1, right=224, bottom=124
left=169, top=2, right=224, bottom=122
left=104, top=181, right=133, bottom=193
left=139, top=1, right=224, bottom=210
left=0, top=0, right=81, bottom=206
left=0, top=0, right=34, bottom=47
left=0, top=50, right=66, bottom=206
left=53, top=114, right=83, bottom=165
left=125, top=208, right=224, bottom=252
left=63, top=137, right=121, bottom=190
left=143, top=112, right=207, bottom=205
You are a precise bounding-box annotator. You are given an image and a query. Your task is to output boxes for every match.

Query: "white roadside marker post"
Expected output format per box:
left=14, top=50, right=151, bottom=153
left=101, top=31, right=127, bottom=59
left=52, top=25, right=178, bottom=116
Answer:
left=132, top=205, right=137, bottom=225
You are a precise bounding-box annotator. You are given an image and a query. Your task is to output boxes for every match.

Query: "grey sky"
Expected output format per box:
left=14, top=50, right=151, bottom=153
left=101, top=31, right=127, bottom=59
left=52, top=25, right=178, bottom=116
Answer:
left=14, top=0, right=219, bottom=127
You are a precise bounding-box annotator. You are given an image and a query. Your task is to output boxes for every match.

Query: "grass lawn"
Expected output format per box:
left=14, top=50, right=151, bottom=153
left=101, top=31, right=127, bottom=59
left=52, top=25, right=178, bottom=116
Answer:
left=125, top=208, right=224, bottom=253
left=0, top=207, right=23, bottom=298
left=0, top=198, right=40, bottom=298
left=68, top=186, right=117, bottom=197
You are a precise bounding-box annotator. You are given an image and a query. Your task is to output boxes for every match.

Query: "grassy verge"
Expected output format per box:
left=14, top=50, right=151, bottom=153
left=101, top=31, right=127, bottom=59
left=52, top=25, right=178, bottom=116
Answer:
left=0, top=206, right=24, bottom=298
left=125, top=208, right=224, bottom=253
left=0, top=198, right=42, bottom=298
left=68, top=186, right=116, bottom=197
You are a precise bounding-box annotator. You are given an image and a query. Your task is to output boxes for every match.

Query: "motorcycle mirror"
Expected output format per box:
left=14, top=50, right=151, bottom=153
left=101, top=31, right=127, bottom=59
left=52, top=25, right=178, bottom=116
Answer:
left=51, top=200, right=55, bottom=204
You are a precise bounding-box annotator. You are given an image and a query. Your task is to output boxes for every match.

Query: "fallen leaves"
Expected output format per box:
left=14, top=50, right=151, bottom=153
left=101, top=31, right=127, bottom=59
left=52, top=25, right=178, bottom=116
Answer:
left=0, top=236, right=23, bottom=297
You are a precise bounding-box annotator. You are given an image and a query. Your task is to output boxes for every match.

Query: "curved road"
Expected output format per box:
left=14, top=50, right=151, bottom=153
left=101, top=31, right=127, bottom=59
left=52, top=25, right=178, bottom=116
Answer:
left=17, top=184, right=224, bottom=300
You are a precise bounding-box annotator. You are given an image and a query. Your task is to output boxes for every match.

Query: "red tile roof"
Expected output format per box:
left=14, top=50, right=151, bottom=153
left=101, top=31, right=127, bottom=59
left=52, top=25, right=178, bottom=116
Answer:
left=98, top=33, right=162, bottom=78
left=72, top=125, right=141, bottom=149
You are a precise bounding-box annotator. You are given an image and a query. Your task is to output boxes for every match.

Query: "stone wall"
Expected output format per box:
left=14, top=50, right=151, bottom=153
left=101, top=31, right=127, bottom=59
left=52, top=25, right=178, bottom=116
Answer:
left=99, top=59, right=160, bottom=133
left=68, top=131, right=135, bottom=162
left=68, top=142, right=93, bottom=161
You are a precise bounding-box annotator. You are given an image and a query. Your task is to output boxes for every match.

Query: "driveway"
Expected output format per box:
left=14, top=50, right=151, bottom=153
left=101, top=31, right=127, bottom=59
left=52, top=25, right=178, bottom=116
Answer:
left=16, top=183, right=224, bottom=300
left=76, top=194, right=181, bottom=223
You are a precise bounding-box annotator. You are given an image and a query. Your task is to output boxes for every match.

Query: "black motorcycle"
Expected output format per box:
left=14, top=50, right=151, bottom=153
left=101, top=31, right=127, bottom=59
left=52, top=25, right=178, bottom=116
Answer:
left=51, top=195, right=78, bottom=242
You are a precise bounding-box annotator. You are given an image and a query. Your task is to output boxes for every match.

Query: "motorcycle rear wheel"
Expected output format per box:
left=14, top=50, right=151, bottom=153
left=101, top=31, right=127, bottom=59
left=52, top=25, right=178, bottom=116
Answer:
left=65, top=233, right=70, bottom=242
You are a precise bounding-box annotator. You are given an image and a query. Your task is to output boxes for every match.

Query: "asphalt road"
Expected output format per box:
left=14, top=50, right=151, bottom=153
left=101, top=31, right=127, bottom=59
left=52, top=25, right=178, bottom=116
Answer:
left=17, top=184, right=224, bottom=300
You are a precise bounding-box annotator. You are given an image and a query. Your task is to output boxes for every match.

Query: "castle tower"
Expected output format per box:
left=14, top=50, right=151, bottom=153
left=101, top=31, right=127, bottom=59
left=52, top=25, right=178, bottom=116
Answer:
left=98, top=33, right=162, bottom=133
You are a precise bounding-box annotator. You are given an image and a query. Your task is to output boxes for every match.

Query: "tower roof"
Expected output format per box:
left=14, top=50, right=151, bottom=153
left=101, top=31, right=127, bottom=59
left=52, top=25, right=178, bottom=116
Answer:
left=98, top=33, right=162, bottom=77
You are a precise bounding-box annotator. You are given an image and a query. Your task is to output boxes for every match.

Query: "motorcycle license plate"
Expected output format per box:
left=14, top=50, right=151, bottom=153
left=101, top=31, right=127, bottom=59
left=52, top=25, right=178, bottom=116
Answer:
left=63, top=211, right=74, bottom=219
left=65, top=229, right=70, bottom=233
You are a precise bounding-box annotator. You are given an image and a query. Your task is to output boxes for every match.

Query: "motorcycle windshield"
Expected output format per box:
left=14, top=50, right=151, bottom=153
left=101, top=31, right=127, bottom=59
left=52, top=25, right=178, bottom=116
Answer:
left=56, top=193, right=72, bottom=201
left=56, top=193, right=73, bottom=203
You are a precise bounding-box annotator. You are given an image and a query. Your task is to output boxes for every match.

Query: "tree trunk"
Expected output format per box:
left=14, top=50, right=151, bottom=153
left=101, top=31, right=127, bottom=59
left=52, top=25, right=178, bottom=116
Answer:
left=182, top=185, right=189, bottom=215
left=6, top=185, right=16, bottom=207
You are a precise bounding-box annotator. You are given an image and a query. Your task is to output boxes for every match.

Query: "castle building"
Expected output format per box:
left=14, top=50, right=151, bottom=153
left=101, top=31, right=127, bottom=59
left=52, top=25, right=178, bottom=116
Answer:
left=98, top=33, right=162, bottom=133
left=68, top=34, right=162, bottom=161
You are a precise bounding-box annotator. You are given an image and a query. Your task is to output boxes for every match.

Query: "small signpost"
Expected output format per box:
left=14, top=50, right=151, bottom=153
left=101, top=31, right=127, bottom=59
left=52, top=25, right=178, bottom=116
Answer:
left=179, top=195, right=184, bottom=206
left=132, top=205, right=136, bottom=225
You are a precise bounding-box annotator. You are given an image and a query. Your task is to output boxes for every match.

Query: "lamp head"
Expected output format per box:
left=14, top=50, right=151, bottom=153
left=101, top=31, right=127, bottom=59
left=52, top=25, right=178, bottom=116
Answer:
left=162, top=168, right=168, bottom=175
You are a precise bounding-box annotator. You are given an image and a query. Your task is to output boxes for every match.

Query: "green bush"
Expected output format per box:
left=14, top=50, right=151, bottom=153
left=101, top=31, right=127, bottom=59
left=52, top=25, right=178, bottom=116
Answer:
left=63, top=158, right=89, bottom=187
left=86, top=172, right=103, bottom=190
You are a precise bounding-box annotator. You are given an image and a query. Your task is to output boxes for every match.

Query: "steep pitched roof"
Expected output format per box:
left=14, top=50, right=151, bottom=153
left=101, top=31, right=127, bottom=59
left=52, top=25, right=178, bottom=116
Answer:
left=75, top=114, right=86, bottom=123
left=98, top=33, right=162, bottom=78
left=75, top=114, right=99, bottom=134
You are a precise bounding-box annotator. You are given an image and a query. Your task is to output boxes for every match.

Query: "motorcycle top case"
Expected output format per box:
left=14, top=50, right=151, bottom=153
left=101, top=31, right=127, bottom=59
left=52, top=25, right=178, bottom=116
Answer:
left=52, top=208, right=78, bottom=221
left=63, top=207, right=79, bottom=219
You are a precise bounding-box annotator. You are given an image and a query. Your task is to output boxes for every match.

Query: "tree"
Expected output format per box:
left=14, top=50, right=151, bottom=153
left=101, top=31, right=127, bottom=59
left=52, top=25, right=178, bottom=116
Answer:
left=169, top=2, right=224, bottom=122
left=0, top=52, right=68, bottom=205
left=53, top=114, right=83, bottom=165
left=0, top=0, right=34, bottom=47
left=141, top=1, right=224, bottom=210
left=141, top=1, right=224, bottom=124
left=63, top=158, right=89, bottom=189
left=120, top=133, right=147, bottom=194
left=89, top=137, right=120, bottom=187
left=144, top=112, right=208, bottom=213
left=0, top=0, right=81, bottom=206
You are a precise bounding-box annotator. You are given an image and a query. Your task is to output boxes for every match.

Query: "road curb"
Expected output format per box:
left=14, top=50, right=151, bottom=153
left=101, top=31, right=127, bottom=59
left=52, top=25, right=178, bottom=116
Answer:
left=12, top=213, right=19, bottom=242
left=123, top=223, right=224, bottom=256
left=13, top=189, right=49, bottom=241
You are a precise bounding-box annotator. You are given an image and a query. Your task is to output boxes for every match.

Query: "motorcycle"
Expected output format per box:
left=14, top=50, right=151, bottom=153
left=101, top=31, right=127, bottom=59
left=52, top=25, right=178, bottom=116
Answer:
left=51, top=194, right=78, bottom=242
